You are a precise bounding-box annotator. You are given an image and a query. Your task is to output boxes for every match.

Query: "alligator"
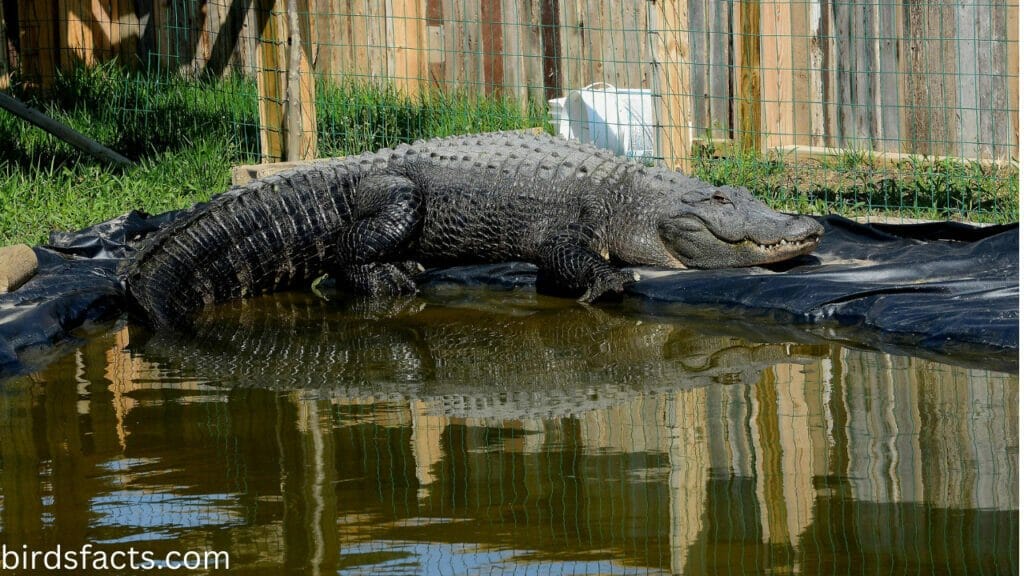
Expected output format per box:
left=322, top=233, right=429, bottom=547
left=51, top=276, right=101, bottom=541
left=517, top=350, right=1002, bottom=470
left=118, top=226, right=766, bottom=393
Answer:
left=123, top=131, right=824, bottom=328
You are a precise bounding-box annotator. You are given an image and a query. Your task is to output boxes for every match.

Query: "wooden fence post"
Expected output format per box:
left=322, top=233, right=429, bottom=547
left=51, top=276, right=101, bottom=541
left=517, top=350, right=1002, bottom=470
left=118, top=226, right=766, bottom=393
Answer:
left=256, top=0, right=316, bottom=163
left=650, top=0, right=693, bottom=173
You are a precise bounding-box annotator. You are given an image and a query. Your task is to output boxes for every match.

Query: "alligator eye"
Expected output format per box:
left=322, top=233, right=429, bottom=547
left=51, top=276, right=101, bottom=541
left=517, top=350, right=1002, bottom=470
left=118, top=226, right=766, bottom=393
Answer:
left=711, top=192, right=733, bottom=206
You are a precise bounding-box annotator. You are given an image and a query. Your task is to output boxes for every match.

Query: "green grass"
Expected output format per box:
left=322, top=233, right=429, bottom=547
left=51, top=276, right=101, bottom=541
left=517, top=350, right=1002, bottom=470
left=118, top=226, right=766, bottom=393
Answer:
left=315, top=81, right=549, bottom=156
left=691, top=141, right=1019, bottom=223
left=0, top=64, right=1017, bottom=245
left=0, top=64, right=546, bottom=245
left=0, top=141, right=237, bottom=245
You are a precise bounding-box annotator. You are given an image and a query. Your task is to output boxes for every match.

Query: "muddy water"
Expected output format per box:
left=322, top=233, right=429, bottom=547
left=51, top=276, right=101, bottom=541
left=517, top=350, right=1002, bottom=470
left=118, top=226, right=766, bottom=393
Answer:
left=0, top=290, right=1017, bottom=574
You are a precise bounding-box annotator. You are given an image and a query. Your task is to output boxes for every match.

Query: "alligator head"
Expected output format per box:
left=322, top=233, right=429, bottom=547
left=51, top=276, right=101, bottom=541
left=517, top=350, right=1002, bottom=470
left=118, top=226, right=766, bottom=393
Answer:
left=656, top=184, right=824, bottom=269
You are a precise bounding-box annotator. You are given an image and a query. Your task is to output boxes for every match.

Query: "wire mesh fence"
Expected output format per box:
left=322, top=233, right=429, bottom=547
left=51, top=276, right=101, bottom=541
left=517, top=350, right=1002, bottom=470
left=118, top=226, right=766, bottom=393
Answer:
left=0, top=0, right=1018, bottom=221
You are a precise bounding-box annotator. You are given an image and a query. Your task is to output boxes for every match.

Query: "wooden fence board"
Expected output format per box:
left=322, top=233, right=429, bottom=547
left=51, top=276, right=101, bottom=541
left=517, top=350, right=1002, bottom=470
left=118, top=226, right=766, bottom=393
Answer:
left=688, top=0, right=707, bottom=135
left=877, top=0, right=901, bottom=152
left=79, top=0, right=108, bottom=64
left=831, top=0, right=853, bottom=147
left=611, top=2, right=647, bottom=88
left=903, top=0, right=960, bottom=156
left=933, top=0, right=959, bottom=157
left=956, top=0, right=981, bottom=157
left=150, top=0, right=196, bottom=73
left=386, top=0, right=427, bottom=95
left=480, top=0, right=502, bottom=94
left=284, top=0, right=315, bottom=159
left=499, top=0, right=523, bottom=102
left=812, top=0, right=838, bottom=146
left=365, top=0, right=389, bottom=82
left=558, top=0, right=583, bottom=90
left=1007, top=0, right=1019, bottom=158
left=804, top=0, right=824, bottom=146
left=348, top=0, right=373, bottom=78
left=257, top=0, right=315, bottom=161
left=197, top=0, right=213, bottom=71
left=650, top=0, right=693, bottom=170
left=18, top=0, right=58, bottom=88
left=789, top=0, right=811, bottom=146
left=256, top=0, right=286, bottom=161
left=350, top=0, right=374, bottom=77
left=853, top=0, right=876, bottom=147
left=735, top=0, right=760, bottom=151
left=977, top=0, right=1001, bottom=159
left=441, top=0, right=480, bottom=90
left=465, top=0, right=482, bottom=89
left=108, top=0, right=137, bottom=67
left=707, top=0, right=730, bottom=140
left=219, top=1, right=246, bottom=73
left=498, top=0, right=547, bottom=104
left=553, top=1, right=648, bottom=91
left=520, top=0, right=546, bottom=102
left=539, top=0, right=561, bottom=99
left=196, top=0, right=215, bottom=71
left=761, top=0, right=794, bottom=148
left=981, top=0, right=1010, bottom=159
left=0, top=0, right=9, bottom=88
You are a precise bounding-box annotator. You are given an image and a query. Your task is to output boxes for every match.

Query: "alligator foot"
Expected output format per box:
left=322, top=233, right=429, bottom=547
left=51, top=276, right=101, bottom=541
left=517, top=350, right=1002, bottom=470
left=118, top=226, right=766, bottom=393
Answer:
left=536, top=229, right=639, bottom=303
left=579, top=268, right=640, bottom=303
left=320, top=261, right=422, bottom=297
left=536, top=266, right=638, bottom=302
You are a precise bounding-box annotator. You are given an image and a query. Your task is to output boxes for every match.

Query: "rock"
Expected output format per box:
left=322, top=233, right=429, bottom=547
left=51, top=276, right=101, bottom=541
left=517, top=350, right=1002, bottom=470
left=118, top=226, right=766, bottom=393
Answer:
left=0, top=244, right=38, bottom=292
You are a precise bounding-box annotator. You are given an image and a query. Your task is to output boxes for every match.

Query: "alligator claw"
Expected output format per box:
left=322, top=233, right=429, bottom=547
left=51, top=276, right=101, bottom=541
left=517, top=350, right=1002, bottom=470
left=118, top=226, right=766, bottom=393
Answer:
left=578, top=268, right=636, bottom=303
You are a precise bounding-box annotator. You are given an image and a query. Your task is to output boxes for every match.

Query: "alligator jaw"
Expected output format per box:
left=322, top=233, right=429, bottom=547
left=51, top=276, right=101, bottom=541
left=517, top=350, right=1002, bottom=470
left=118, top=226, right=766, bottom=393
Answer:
left=735, top=232, right=823, bottom=264
left=658, top=214, right=823, bottom=269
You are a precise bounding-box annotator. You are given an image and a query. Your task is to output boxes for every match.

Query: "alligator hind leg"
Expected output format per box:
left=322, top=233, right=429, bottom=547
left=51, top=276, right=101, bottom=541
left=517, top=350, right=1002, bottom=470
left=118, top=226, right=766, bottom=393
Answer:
left=330, top=173, right=424, bottom=296
left=337, top=173, right=423, bottom=262
left=535, top=228, right=639, bottom=303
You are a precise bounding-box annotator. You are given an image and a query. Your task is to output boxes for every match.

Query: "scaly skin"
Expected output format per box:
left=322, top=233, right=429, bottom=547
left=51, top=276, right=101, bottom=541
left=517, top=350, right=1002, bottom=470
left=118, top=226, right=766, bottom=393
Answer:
left=122, top=131, right=824, bottom=328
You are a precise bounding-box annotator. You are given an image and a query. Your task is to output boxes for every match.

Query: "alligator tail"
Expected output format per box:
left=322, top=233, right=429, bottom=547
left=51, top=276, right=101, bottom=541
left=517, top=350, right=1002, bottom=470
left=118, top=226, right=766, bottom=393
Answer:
left=122, top=161, right=363, bottom=328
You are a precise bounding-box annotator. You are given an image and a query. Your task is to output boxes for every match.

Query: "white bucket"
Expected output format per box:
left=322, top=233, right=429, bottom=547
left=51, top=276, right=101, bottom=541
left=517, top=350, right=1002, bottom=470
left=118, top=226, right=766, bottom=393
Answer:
left=547, top=96, right=574, bottom=140
left=562, top=83, right=655, bottom=159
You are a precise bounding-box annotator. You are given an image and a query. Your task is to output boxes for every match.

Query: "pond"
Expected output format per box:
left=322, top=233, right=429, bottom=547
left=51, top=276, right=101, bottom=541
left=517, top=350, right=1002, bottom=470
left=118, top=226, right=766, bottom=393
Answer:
left=0, top=289, right=1017, bottom=574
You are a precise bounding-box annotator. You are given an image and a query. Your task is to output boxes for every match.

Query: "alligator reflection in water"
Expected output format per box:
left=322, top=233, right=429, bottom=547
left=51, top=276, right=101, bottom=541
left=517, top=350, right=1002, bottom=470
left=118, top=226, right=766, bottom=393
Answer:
left=134, top=291, right=821, bottom=418
left=0, top=291, right=1017, bottom=575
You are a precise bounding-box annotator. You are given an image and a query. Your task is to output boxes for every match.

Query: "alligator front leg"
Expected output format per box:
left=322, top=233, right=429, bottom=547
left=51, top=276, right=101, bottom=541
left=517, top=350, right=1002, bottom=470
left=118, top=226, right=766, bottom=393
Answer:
left=535, top=229, right=639, bottom=303
left=331, top=174, right=424, bottom=296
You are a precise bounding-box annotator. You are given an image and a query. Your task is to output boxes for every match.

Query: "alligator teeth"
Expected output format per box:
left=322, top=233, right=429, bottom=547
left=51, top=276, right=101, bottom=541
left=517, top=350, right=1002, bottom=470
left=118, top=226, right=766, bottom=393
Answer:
left=754, top=237, right=806, bottom=250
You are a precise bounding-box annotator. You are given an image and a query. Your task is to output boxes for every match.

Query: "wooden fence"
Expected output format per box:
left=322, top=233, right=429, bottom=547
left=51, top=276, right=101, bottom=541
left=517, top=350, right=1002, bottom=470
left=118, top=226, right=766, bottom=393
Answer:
left=1, top=0, right=1018, bottom=165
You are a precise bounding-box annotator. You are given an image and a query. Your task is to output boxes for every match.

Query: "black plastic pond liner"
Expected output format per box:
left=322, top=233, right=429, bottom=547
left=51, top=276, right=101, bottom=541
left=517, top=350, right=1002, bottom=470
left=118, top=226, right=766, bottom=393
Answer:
left=0, top=211, right=1017, bottom=376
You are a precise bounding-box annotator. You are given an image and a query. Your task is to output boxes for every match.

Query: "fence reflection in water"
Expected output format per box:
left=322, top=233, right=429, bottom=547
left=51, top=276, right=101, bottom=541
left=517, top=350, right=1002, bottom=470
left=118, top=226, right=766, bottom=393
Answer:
left=0, top=295, right=1017, bottom=574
